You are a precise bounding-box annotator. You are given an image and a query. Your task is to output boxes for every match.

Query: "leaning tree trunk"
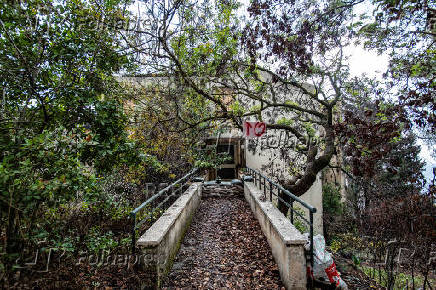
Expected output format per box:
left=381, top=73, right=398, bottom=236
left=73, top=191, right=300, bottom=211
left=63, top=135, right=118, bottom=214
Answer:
left=277, top=126, right=335, bottom=216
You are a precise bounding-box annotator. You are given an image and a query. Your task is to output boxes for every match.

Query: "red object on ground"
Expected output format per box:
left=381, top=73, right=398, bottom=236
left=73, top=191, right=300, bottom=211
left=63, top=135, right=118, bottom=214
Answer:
left=325, top=262, right=340, bottom=285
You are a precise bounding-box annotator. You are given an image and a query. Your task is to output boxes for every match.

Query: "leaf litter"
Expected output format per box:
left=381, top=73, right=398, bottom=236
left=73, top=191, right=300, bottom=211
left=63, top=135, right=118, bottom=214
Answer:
left=162, top=185, right=284, bottom=289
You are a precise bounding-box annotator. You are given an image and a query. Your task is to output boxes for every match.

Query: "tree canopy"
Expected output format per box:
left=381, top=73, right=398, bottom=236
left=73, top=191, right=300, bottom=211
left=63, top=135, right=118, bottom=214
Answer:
left=119, top=0, right=435, bottom=197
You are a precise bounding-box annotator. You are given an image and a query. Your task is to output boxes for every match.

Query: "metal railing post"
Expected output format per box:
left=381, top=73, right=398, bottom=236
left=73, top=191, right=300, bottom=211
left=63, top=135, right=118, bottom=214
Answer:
left=129, top=168, right=199, bottom=254
left=263, top=177, right=266, bottom=196
left=259, top=173, right=262, bottom=189
left=131, top=212, right=136, bottom=255
left=309, top=211, right=314, bottom=270
left=290, top=201, right=294, bottom=224
left=269, top=180, right=273, bottom=201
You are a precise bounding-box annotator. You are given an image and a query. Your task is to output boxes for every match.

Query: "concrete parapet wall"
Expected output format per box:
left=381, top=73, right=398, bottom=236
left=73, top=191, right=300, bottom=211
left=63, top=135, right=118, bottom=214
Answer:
left=137, top=183, right=202, bottom=289
left=244, top=181, right=307, bottom=290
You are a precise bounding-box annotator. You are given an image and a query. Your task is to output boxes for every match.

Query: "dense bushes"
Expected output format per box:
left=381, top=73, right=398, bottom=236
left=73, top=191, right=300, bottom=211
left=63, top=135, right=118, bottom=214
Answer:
left=0, top=1, right=213, bottom=286
left=0, top=0, right=180, bottom=286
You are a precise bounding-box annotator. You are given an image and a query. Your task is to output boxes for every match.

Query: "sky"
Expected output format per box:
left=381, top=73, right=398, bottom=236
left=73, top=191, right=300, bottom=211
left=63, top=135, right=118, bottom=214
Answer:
left=347, top=46, right=389, bottom=77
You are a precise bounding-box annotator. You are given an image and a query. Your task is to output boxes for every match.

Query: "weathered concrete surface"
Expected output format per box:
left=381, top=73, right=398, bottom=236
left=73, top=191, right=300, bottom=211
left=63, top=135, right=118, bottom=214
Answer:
left=244, top=181, right=307, bottom=290
left=137, top=183, right=202, bottom=289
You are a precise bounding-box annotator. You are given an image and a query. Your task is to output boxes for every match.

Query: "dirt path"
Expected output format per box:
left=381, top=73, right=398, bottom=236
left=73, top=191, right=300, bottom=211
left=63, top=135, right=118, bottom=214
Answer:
left=162, top=185, right=284, bottom=289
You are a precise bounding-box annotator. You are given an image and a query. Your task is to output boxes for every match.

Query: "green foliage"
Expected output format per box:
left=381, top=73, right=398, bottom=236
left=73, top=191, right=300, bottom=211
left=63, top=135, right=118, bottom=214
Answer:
left=352, top=254, right=361, bottom=266
left=192, top=147, right=232, bottom=169
left=277, top=117, right=294, bottom=126
left=302, top=122, right=316, bottom=138
left=0, top=127, right=100, bottom=213
left=291, top=206, right=308, bottom=234
left=284, top=100, right=299, bottom=107
left=249, top=104, right=262, bottom=113
left=0, top=0, right=133, bottom=171
left=355, top=0, right=435, bottom=143
left=329, top=239, right=342, bottom=253
left=135, top=206, right=164, bottom=227
left=328, top=233, right=368, bottom=256
left=322, top=183, right=343, bottom=215
left=79, top=98, right=133, bottom=173
left=360, top=265, right=436, bottom=290
left=86, top=227, right=118, bottom=255
left=0, top=0, right=140, bottom=268
left=123, top=153, right=170, bottom=185
left=97, top=190, right=134, bottom=221
left=51, top=235, right=78, bottom=253
left=229, top=100, right=246, bottom=116
left=169, top=1, right=240, bottom=78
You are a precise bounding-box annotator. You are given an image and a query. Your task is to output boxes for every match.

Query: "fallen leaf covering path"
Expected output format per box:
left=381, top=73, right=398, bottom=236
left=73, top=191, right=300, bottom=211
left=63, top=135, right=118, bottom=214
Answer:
left=163, top=185, right=284, bottom=289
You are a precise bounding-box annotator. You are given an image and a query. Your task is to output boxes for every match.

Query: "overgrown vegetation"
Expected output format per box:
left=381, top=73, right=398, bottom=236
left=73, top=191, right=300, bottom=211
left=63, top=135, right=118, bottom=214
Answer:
left=0, top=0, right=434, bottom=288
left=324, top=129, right=435, bottom=289
left=322, top=183, right=343, bottom=216
left=0, top=0, right=211, bottom=287
left=361, top=265, right=436, bottom=290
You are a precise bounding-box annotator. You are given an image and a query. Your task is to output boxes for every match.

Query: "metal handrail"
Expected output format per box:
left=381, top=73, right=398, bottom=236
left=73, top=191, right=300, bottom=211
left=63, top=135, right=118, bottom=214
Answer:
left=130, top=168, right=199, bottom=253
left=244, top=167, right=316, bottom=270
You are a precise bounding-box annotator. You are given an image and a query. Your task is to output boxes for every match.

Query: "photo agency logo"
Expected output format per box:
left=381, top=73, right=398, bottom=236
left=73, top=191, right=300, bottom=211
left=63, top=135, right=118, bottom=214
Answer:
left=209, top=122, right=322, bottom=155
left=247, top=130, right=322, bottom=154
left=13, top=248, right=167, bottom=272
left=19, top=2, right=160, bottom=36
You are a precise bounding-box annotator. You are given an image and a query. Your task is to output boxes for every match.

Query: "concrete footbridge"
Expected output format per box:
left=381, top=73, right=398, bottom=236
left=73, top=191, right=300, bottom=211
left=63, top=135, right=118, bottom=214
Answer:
left=130, top=167, right=317, bottom=289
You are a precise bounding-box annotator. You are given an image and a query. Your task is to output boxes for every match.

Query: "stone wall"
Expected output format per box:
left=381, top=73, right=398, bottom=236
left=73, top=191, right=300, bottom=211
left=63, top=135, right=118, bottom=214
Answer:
left=136, top=183, right=202, bottom=289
